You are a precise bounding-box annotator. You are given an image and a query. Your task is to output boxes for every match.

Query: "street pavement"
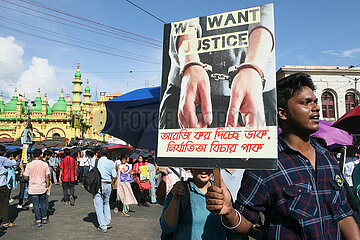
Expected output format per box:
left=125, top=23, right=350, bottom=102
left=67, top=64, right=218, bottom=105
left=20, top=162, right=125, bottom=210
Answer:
left=2, top=184, right=163, bottom=240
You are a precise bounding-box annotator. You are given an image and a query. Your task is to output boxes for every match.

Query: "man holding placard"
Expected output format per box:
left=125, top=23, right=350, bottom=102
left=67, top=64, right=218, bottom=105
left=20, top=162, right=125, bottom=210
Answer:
left=206, top=73, right=360, bottom=239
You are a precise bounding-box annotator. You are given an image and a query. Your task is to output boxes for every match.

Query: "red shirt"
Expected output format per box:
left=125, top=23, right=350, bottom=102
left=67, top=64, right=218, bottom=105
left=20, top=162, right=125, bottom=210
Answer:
left=60, top=156, right=77, bottom=182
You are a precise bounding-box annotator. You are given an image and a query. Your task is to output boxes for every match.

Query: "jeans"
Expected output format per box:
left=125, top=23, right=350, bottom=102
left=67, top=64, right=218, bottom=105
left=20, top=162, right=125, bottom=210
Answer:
left=93, top=184, right=112, bottom=230
left=18, top=179, right=28, bottom=205
left=82, top=166, right=90, bottom=185
left=79, top=166, right=84, bottom=184
left=24, top=184, right=28, bottom=200
left=62, top=181, right=75, bottom=202
left=30, top=193, right=47, bottom=221
left=0, top=185, right=10, bottom=223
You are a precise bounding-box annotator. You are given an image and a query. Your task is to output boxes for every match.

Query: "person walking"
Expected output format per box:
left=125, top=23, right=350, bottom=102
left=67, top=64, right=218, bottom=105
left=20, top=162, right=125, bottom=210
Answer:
left=78, top=151, right=85, bottom=185
left=42, top=150, right=53, bottom=216
left=90, top=147, right=116, bottom=233
left=0, top=145, right=16, bottom=228
left=59, top=149, right=77, bottom=206
left=48, top=152, right=59, bottom=185
left=82, top=151, right=92, bottom=186
left=19, top=149, right=50, bottom=227
left=114, top=155, right=137, bottom=216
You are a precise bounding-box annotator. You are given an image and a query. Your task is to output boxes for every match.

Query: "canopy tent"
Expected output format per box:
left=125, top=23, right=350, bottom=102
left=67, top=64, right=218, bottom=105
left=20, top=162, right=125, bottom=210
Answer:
left=101, top=86, right=160, bottom=150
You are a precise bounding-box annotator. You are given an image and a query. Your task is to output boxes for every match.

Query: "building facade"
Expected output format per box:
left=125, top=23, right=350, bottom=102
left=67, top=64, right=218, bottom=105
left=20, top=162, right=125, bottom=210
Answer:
left=0, top=63, right=93, bottom=142
left=277, top=65, right=360, bottom=121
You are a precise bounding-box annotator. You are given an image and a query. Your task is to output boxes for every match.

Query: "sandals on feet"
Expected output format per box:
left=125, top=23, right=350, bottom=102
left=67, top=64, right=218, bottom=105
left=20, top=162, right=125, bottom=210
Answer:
left=2, top=222, right=16, bottom=228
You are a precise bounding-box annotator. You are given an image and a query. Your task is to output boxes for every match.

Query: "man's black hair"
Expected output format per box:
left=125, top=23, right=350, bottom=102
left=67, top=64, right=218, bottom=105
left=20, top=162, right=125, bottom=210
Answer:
left=100, top=147, right=108, bottom=157
left=33, top=149, right=42, bottom=158
left=120, top=155, right=126, bottom=160
left=64, top=148, right=71, bottom=156
left=43, top=150, right=52, bottom=157
left=277, top=72, right=316, bottom=109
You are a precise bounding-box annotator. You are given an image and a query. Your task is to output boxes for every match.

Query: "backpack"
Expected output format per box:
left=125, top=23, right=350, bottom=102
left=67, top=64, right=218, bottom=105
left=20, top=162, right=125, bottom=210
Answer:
left=83, top=158, right=102, bottom=195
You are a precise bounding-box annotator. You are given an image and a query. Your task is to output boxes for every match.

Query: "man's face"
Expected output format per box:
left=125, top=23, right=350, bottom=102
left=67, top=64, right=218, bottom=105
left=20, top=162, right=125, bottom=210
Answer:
left=285, top=86, right=320, bottom=133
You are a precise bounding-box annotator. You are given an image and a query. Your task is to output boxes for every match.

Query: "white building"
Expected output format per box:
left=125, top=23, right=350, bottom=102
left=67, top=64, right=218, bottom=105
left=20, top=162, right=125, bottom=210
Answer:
left=277, top=65, right=360, bottom=121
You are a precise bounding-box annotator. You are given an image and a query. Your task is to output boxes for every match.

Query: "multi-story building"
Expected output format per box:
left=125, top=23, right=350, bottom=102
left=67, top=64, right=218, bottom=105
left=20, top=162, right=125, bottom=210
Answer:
left=277, top=65, right=360, bottom=121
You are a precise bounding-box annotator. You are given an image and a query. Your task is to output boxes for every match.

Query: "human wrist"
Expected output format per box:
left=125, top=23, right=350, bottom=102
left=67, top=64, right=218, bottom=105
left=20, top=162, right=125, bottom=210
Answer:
left=221, top=209, right=241, bottom=230
left=230, top=63, right=265, bottom=89
left=180, top=61, right=207, bottom=78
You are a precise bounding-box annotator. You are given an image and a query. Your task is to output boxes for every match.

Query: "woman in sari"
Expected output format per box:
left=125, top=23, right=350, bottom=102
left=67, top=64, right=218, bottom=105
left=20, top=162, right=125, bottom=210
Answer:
left=115, top=155, right=137, bottom=216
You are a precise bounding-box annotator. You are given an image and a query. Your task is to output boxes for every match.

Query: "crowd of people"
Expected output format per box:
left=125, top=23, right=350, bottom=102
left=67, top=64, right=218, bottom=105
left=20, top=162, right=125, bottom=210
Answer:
left=1, top=72, right=360, bottom=239
left=0, top=144, right=164, bottom=233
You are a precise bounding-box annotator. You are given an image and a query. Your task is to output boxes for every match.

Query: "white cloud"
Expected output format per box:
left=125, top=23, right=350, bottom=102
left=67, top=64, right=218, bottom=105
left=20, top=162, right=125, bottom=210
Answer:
left=342, top=48, right=360, bottom=57
left=0, top=35, right=70, bottom=106
left=0, top=36, right=24, bottom=100
left=17, top=57, right=65, bottom=104
left=321, top=48, right=360, bottom=58
left=321, top=50, right=340, bottom=56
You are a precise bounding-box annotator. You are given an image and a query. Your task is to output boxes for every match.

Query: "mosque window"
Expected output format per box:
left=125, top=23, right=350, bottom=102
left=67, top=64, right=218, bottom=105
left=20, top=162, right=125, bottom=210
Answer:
left=321, top=91, right=335, bottom=118
left=345, top=92, right=356, bottom=112
left=52, top=133, right=61, bottom=138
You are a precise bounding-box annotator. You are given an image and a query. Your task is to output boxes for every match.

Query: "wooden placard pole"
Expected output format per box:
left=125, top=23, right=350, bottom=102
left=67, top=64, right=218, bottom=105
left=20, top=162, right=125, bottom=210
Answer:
left=213, top=168, right=221, bottom=188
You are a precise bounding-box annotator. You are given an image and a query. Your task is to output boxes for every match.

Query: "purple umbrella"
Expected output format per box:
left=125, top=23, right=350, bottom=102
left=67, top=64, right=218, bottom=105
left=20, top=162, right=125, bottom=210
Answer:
left=278, top=120, right=353, bottom=149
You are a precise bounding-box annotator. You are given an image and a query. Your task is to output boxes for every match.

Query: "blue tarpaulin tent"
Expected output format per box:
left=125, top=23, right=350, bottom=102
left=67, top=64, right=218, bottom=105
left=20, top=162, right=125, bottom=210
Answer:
left=101, top=86, right=160, bottom=150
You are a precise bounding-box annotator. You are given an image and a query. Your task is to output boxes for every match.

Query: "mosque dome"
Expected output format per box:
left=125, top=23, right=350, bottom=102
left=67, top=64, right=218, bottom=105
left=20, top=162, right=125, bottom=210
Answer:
left=4, top=96, right=18, bottom=112
left=75, top=72, right=81, bottom=78
left=74, top=62, right=81, bottom=78
left=52, top=90, right=67, bottom=112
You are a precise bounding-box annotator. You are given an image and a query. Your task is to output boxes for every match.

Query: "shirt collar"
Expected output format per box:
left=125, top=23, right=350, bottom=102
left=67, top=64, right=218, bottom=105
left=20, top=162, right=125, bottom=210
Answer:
left=188, top=178, right=213, bottom=196
left=278, top=135, right=326, bottom=155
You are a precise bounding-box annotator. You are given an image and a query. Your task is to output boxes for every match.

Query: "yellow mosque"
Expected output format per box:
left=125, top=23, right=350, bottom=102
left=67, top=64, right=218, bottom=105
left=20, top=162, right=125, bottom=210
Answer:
left=0, top=63, right=112, bottom=143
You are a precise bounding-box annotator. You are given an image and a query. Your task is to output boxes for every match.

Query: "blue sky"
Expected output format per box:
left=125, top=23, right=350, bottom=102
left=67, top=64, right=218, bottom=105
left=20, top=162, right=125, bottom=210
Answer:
left=0, top=0, right=359, bottom=105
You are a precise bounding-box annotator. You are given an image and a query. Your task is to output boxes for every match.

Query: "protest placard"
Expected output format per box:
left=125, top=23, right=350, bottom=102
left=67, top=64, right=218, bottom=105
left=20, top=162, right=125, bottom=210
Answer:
left=119, top=163, right=133, bottom=182
left=21, top=144, right=28, bottom=164
left=158, top=3, right=277, bottom=169
left=139, top=165, right=150, bottom=182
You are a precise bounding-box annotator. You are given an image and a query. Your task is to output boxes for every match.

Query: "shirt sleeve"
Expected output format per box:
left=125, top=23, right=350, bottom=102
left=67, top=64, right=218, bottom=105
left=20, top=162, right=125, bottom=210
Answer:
left=159, top=191, right=179, bottom=234
left=3, top=158, right=16, bottom=168
left=60, top=159, right=64, bottom=169
left=233, top=170, right=268, bottom=224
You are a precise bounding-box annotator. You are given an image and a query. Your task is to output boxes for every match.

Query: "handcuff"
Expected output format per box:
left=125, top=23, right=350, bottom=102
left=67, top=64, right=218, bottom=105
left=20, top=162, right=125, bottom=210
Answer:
left=180, top=61, right=266, bottom=89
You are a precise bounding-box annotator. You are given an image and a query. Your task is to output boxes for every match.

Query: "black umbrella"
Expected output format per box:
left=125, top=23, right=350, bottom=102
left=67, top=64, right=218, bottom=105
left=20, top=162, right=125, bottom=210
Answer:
left=130, top=149, right=153, bottom=159
left=332, top=105, right=360, bottom=134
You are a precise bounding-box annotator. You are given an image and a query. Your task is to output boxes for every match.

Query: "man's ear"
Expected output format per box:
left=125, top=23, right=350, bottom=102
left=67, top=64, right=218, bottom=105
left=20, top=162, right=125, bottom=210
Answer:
left=277, top=107, right=287, bottom=121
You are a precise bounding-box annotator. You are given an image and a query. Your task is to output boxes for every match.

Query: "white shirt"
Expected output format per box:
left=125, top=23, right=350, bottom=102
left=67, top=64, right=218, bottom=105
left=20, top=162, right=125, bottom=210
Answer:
left=344, top=156, right=359, bottom=186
